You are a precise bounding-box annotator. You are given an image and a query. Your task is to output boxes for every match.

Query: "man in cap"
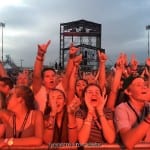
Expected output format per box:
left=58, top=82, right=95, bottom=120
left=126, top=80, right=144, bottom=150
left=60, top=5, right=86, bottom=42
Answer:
left=115, top=75, right=150, bottom=149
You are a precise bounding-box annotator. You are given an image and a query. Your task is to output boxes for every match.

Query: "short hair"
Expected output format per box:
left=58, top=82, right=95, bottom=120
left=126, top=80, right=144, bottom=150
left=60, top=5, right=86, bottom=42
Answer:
left=0, top=77, right=14, bottom=89
left=41, top=67, right=56, bottom=79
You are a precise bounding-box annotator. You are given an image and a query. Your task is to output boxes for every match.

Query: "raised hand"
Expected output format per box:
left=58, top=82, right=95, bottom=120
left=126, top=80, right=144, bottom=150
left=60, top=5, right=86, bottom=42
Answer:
left=115, top=53, right=127, bottom=71
left=130, top=54, right=138, bottom=71
left=145, top=57, right=150, bottom=68
left=98, top=51, right=107, bottom=63
left=96, top=88, right=107, bottom=115
left=69, top=43, right=80, bottom=56
left=85, top=93, right=95, bottom=116
left=73, top=53, right=82, bottom=66
left=38, top=40, right=51, bottom=55
left=67, top=96, right=81, bottom=114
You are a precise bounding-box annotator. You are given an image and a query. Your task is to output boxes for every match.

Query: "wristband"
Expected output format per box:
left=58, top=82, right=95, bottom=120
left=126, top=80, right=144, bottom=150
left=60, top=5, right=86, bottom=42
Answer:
left=36, top=56, right=43, bottom=61
left=69, top=53, right=76, bottom=59
left=37, top=49, right=45, bottom=57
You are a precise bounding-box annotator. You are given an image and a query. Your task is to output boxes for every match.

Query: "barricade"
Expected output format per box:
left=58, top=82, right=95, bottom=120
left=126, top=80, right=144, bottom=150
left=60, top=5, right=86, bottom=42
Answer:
left=1, top=142, right=150, bottom=150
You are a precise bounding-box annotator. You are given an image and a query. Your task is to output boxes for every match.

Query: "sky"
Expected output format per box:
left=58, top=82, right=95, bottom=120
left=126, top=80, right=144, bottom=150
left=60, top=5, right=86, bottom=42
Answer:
left=0, top=0, right=150, bottom=68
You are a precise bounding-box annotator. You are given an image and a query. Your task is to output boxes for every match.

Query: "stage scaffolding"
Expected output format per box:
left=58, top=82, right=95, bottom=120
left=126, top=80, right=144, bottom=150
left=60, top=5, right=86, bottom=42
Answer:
left=59, top=19, right=104, bottom=71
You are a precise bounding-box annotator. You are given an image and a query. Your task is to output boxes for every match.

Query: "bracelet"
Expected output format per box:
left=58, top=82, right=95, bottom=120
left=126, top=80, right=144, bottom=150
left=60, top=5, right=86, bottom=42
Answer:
left=36, top=56, right=43, bottom=61
left=84, top=121, right=91, bottom=126
left=69, top=53, right=76, bottom=59
left=37, top=49, right=45, bottom=57
left=46, top=122, right=55, bottom=130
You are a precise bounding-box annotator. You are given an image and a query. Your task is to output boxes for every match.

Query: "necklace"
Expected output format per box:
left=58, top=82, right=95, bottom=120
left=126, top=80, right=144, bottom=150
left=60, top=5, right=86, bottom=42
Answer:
left=13, top=111, right=30, bottom=138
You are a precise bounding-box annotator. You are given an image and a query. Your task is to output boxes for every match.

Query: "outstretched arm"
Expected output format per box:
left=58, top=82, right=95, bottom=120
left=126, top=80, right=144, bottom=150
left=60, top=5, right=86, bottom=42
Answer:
left=106, top=53, right=125, bottom=110
left=61, top=43, right=80, bottom=95
left=96, top=92, right=116, bottom=144
left=67, top=53, right=82, bottom=143
left=98, top=51, right=107, bottom=91
left=32, top=40, right=51, bottom=94
left=67, top=53, right=82, bottom=104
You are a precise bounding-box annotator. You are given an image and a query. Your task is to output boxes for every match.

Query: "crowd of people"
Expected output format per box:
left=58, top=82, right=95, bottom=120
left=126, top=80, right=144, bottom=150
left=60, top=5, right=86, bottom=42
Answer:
left=0, top=40, right=150, bottom=149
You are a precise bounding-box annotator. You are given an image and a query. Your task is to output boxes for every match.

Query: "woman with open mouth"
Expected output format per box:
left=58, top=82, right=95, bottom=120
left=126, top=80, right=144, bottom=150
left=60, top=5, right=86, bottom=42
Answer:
left=43, top=88, right=77, bottom=145
left=76, top=83, right=116, bottom=144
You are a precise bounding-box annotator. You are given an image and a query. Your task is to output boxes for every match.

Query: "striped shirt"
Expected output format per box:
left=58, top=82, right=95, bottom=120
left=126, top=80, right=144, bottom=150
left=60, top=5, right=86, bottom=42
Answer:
left=76, top=107, right=113, bottom=143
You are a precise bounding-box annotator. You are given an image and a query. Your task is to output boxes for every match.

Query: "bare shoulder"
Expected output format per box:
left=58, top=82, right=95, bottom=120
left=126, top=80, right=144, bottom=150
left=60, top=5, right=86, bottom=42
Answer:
left=32, top=110, right=43, bottom=118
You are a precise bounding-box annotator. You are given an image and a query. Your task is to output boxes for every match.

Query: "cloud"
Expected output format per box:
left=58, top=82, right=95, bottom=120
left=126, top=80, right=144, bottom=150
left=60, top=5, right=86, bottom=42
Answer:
left=0, top=0, right=150, bottom=67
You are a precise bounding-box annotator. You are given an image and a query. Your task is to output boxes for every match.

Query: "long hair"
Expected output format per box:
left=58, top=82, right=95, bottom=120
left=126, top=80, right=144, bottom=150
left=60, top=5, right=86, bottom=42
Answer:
left=0, top=91, right=6, bottom=109
left=80, top=83, right=102, bottom=112
left=15, top=85, right=35, bottom=110
left=44, top=88, right=66, bottom=119
left=0, top=77, right=14, bottom=89
left=75, top=78, right=88, bottom=98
